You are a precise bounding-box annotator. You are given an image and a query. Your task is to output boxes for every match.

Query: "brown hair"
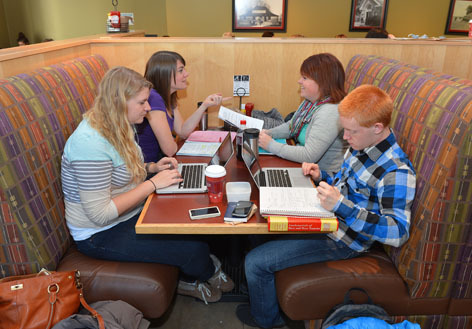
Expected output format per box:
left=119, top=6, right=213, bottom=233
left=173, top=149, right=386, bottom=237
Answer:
left=365, top=28, right=389, bottom=38
left=338, top=84, right=392, bottom=127
left=144, top=51, right=186, bottom=113
left=300, top=53, right=346, bottom=103
left=85, top=66, right=152, bottom=183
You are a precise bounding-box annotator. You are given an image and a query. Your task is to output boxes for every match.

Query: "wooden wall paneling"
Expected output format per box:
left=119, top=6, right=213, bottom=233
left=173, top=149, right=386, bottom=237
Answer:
left=91, top=42, right=147, bottom=74
left=398, top=44, right=446, bottom=73
left=279, top=44, right=311, bottom=115
left=248, top=43, right=285, bottom=114
left=198, top=43, right=234, bottom=127
left=42, top=44, right=91, bottom=68
left=3, top=38, right=472, bottom=120
left=442, top=45, right=472, bottom=80
left=0, top=44, right=91, bottom=77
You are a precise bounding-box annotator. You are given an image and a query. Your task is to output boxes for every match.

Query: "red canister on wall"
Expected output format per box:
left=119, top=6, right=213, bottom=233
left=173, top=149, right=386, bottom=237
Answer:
left=245, top=103, right=254, bottom=117
left=469, top=20, right=472, bottom=39
left=110, top=11, right=121, bottom=29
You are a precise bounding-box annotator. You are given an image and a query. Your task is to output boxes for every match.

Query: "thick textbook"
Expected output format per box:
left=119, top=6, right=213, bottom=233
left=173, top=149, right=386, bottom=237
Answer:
left=267, top=215, right=338, bottom=232
left=259, top=187, right=335, bottom=218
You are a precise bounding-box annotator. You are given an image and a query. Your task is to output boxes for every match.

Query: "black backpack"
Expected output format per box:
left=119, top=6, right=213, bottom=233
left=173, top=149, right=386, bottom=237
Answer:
left=321, top=288, right=392, bottom=329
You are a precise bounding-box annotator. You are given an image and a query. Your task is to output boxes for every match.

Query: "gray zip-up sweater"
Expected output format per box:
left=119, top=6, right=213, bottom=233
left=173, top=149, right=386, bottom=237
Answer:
left=266, top=103, right=347, bottom=173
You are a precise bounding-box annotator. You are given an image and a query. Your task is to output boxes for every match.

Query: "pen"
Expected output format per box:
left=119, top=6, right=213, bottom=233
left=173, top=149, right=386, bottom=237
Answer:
left=332, top=177, right=340, bottom=186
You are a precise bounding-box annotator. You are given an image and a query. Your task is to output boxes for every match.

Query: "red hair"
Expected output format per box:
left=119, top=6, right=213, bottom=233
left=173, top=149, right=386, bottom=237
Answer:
left=338, top=85, right=392, bottom=127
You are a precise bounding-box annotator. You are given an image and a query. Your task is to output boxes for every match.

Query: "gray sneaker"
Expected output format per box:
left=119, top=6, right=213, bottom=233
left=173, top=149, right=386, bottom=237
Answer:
left=208, top=254, right=235, bottom=292
left=177, top=280, right=222, bottom=304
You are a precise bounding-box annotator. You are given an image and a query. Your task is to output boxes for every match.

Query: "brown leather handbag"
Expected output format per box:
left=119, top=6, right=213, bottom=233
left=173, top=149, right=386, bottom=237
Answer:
left=0, top=269, right=104, bottom=329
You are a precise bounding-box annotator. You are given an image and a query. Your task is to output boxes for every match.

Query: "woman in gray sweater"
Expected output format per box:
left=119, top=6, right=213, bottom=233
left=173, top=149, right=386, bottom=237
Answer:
left=258, top=53, right=347, bottom=173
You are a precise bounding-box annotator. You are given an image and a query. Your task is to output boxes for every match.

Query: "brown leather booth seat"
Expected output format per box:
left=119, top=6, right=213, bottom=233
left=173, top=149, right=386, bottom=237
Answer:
left=276, top=248, right=449, bottom=320
left=0, top=55, right=179, bottom=321
left=58, top=246, right=178, bottom=318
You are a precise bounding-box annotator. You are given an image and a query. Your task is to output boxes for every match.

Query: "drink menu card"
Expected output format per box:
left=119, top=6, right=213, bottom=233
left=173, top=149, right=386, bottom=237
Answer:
left=218, top=106, right=264, bottom=131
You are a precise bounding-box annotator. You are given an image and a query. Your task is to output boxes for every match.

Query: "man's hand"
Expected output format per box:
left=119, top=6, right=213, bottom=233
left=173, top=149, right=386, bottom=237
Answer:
left=316, top=181, right=341, bottom=211
left=302, top=162, right=320, bottom=181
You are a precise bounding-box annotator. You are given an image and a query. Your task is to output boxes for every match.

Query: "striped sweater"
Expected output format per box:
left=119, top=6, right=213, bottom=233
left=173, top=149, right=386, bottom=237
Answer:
left=61, top=120, right=142, bottom=241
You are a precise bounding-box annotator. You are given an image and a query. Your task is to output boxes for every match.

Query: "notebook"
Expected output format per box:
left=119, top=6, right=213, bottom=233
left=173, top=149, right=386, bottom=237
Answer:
left=258, top=138, right=287, bottom=155
left=259, top=187, right=335, bottom=218
left=241, top=141, right=313, bottom=188
left=156, top=131, right=233, bottom=194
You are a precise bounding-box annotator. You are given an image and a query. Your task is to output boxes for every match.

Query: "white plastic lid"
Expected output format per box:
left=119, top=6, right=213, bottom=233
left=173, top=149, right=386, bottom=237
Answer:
left=205, top=165, right=226, bottom=178
left=470, top=19, right=472, bottom=23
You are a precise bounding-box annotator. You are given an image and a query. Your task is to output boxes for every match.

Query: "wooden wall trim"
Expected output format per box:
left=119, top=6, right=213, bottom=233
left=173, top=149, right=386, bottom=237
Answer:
left=1, top=36, right=471, bottom=124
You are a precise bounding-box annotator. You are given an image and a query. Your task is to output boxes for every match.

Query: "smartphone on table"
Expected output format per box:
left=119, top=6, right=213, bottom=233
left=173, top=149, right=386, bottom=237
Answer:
left=189, top=206, right=221, bottom=220
left=232, top=201, right=254, bottom=218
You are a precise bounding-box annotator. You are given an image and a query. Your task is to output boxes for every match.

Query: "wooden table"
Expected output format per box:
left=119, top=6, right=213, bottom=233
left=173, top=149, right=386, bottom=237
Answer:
left=135, top=151, right=302, bottom=234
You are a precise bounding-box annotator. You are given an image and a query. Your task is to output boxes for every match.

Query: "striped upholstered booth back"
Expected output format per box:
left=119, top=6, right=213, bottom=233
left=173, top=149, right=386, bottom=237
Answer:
left=344, top=55, right=472, bottom=302
left=0, top=55, right=109, bottom=277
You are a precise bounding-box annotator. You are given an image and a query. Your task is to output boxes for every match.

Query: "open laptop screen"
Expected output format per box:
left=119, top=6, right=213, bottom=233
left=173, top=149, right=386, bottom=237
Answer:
left=209, top=132, right=234, bottom=167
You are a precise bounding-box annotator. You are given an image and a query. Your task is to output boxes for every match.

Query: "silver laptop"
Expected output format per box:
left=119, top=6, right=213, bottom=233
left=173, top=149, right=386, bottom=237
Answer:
left=156, top=131, right=233, bottom=194
left=241, top=141, right=313, bottom=189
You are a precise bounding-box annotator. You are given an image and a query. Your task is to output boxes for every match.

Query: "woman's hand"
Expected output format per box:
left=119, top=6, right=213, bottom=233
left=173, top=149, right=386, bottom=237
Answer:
left=301, top=162, right=320, bottom=180
left=202, top=93, right=232, bottom=109
left=258, top=130, right=273, bottom=150
left=156, top=157, right=179, bottom=171
left=149, top=169, right=182, bottom=190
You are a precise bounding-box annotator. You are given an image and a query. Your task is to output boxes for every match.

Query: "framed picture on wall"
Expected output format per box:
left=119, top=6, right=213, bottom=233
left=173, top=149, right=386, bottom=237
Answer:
left=232, top=0, right=287, bottom=32
left=349, top=0, right=389, bottom=32
left=445, top=0, right=472, bottom=35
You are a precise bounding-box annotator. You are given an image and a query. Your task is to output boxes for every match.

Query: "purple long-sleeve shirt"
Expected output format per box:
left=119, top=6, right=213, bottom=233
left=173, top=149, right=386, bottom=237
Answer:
left=136, top=89, right=174, bottom=163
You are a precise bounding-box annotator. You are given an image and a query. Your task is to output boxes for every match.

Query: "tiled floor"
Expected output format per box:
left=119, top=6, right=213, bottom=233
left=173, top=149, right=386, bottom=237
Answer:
left=149, top=294, right=306, bottom=329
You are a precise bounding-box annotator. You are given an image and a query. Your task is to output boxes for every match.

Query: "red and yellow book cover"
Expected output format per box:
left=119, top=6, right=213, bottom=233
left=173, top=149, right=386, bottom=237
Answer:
left=267, top=216, right=338, bottom=232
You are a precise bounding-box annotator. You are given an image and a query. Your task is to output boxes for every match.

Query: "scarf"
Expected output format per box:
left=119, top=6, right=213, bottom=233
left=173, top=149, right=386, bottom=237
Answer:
left=289, top=97, right=331, bottom=141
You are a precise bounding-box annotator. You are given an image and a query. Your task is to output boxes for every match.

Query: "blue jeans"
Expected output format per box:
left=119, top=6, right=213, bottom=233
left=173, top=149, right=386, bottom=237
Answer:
left=245, top=234, right=360, bottom=328
left=75, top=214, right=214, bottom=281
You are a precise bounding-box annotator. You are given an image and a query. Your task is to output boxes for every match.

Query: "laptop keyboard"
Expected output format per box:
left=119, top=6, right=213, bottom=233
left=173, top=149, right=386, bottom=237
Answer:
left=266, top=169, right=292, bottom=187
left=179, top=164, right=204, bottom=189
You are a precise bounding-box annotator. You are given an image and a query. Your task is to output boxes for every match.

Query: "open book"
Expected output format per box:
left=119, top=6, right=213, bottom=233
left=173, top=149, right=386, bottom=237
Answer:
left=259, top=187, right=335, bottom=218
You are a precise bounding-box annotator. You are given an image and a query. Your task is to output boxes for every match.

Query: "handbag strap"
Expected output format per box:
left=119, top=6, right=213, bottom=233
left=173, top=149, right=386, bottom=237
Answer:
left=46, top=283, right=59, bottom=329
left=79, top=290, right=105, bottom=329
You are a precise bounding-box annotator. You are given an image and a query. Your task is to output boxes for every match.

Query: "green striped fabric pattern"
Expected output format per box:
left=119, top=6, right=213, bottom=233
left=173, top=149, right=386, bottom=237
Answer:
left=0, top=55, right=108, bottom=277
left=344, top=54, right=472, bottom=301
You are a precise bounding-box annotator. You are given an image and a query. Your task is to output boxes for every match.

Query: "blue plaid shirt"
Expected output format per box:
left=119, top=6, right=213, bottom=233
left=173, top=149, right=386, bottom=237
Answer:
left=321, top=131, right=416, bottom=252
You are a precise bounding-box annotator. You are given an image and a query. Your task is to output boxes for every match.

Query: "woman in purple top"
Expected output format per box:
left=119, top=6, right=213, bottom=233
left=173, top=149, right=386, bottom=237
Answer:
left=136, top=51, right=230, bottom=163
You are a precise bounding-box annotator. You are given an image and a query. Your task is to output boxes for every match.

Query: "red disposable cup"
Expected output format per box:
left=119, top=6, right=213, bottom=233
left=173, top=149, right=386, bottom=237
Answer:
left=205, top=165, right=226, bottom=203
left=245, top=103, right=254, bottom=117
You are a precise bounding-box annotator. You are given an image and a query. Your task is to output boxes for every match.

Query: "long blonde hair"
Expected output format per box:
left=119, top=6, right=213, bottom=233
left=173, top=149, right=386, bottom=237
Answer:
left=84, top=66, right=152, bottom=183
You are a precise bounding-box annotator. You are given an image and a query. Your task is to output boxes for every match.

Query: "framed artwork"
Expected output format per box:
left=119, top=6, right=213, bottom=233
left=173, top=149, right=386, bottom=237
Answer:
left=445, top=0, right=472, bottom=35
left=349, top=0, right=389, bottom=32
left=232, top=0, right=287, bottom=32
